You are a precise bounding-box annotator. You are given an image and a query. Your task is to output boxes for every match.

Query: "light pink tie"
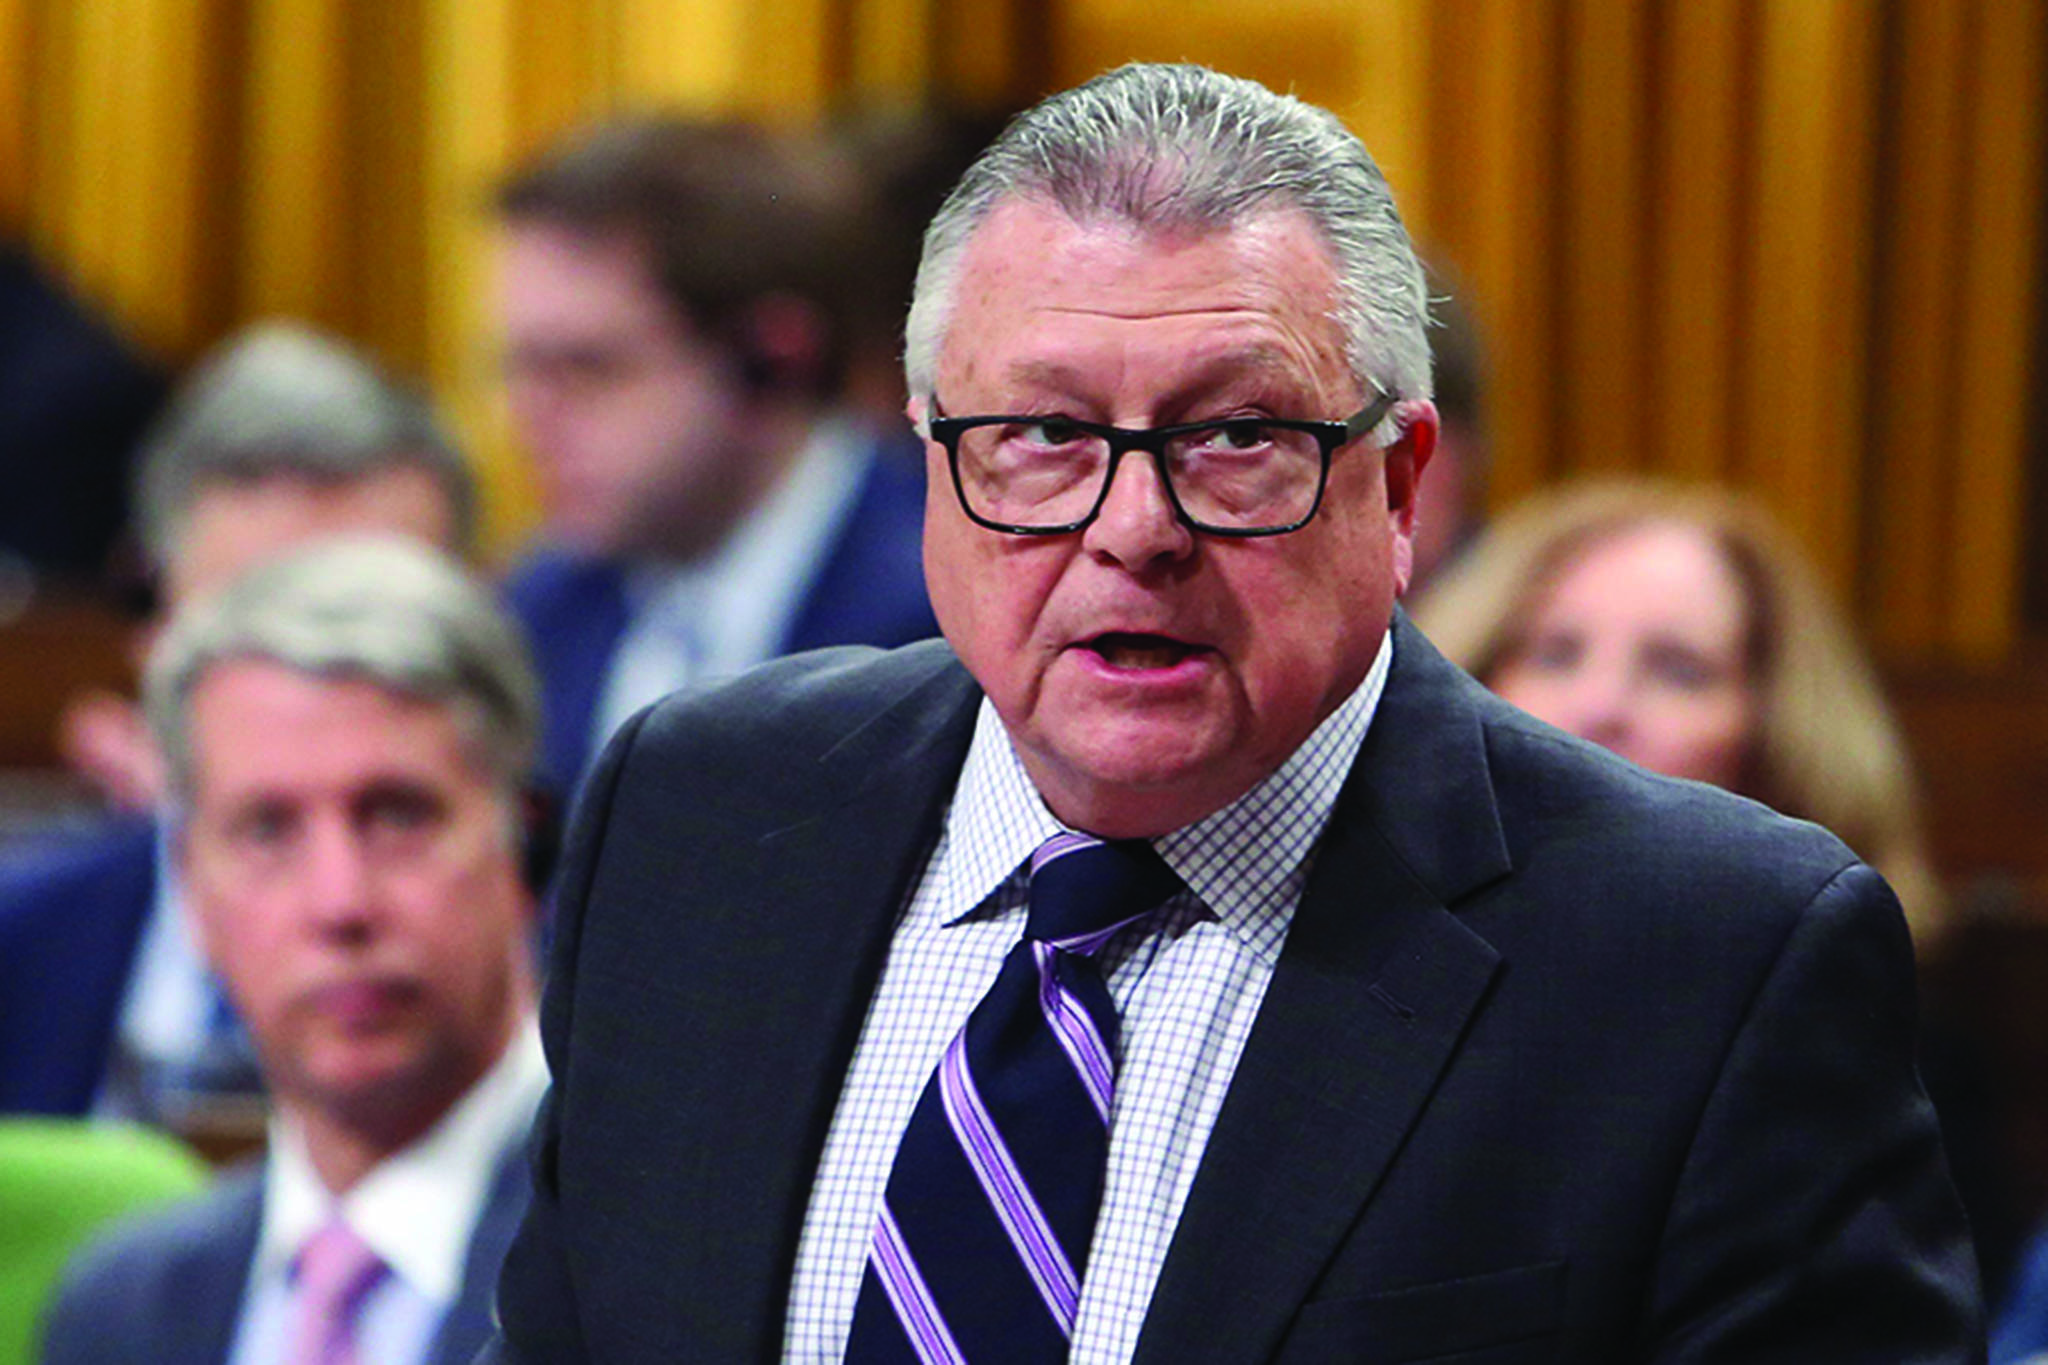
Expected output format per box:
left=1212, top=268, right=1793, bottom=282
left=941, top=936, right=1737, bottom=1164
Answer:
left=290, top=1218, right=387, bottom=1365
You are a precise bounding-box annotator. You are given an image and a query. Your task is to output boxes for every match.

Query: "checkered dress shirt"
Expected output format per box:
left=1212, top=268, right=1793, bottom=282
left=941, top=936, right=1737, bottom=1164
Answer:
left=782, top=633, right=1393, bottom=1364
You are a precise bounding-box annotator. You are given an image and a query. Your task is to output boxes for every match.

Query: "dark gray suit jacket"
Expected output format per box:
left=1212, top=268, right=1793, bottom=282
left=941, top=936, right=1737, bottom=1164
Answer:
left=488, top=619, right=1982, bottom=1362
left=39, top=1134, right=529, bottom=1365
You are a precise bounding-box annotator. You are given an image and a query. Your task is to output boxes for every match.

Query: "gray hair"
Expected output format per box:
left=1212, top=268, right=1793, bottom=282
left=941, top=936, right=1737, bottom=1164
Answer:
left=134, top=322, right=477, bottom=571
left=145, top=538, right=538, bottom=800
left=904, top=63, right=1431, bottom=421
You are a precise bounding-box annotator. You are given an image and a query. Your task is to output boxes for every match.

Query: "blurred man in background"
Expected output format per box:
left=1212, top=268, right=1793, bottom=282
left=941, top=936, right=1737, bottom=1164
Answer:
left=0, top=322, right=475, bottom=1120
left=41, top=538, right=543, bottom=1365
left=495, top=116, right=936, bottom=793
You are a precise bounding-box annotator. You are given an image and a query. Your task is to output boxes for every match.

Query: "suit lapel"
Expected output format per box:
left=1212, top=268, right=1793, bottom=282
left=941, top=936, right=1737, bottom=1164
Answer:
left=430, top=1136, right=531, bottom=1365
left=1135, top=618, right=1514, bottom=1365
left=650, top=650, right=981, bottom=1358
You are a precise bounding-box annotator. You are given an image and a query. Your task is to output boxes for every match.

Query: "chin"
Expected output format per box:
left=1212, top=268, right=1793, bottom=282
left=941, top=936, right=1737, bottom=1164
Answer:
left=1035, top=735, right=1250, bottom=836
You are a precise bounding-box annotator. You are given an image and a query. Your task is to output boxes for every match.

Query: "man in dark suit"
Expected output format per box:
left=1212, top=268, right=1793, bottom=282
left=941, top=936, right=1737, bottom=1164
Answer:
left=495, top=116, right=936, bottom=793
left=487, top=64, right=1981, bottom=1361
left=42, top=539, right=546, bottom=1365
left=0, top=324, right=476, bottom=1122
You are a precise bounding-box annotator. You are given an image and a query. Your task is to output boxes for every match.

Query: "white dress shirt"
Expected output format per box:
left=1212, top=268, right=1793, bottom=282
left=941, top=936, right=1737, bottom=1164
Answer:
left=783, top=633, right=1393, bottom=1364
left=225, top=1021, right=547, bottom=1365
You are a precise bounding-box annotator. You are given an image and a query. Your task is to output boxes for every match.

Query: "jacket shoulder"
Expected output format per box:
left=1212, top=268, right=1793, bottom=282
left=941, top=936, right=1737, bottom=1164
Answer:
left=41, top=1173, right=259, bottom=1364
left=1481, top=701, right=1862, bottom=905
left=0, top=819, right=155, bottom=931
left=632, top=638, right=967, bottom=764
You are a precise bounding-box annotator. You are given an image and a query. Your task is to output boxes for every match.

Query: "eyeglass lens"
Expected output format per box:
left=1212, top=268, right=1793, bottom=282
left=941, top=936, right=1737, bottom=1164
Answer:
left=955, top=420, right=1325, bottom=531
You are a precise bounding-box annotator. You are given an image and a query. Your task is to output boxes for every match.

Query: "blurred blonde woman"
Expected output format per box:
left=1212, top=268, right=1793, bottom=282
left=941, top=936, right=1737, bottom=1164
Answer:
left=1414, top=478, right=1944, bottom=944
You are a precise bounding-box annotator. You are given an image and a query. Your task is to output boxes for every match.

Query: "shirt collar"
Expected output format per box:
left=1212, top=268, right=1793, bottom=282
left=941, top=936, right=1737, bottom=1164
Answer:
left=926, top=629, right=1393, bottom=964
left=255, top=1019, right=548, bottom=1301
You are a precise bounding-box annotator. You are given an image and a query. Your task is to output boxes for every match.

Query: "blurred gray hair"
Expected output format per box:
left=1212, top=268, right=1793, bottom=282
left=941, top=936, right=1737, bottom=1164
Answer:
left=904, top=63, right=1431, bottom=420
left=134, top=322, right=477, bottom=571
left=146, top=538, right=538, bottom=800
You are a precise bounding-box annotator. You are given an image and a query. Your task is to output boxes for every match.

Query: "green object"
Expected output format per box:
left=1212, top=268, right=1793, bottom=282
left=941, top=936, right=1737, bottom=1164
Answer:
left=0, top=1118, right=209, bottom=1365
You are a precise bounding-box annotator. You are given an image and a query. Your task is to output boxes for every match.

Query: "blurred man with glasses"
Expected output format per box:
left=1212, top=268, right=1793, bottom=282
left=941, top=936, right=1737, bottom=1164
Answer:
left=487, top=64, right=1979, bottom=1362
left=494, top=118, right=937, bottom=796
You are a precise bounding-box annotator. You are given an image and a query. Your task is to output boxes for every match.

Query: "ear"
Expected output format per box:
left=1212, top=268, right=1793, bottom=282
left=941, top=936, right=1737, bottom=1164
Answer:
left=1384, top=398, right=1439, bottom=594
left=731, top=292, right=830, bottom=395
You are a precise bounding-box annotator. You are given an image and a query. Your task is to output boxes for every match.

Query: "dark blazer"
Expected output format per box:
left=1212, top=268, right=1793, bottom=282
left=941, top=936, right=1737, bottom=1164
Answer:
left=39, top=1132, right=531, bottom=1365
left=488, top=619, right=1982, bottom=1362
left=0, top=817, right=156, bottom=1114
left=502, top=432, right=938, bottom=794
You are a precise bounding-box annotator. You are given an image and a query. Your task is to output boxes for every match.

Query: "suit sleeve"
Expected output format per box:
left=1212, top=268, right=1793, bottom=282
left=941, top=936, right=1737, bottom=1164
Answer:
left=1644, top=861, right=1986, bottom=1361
left=483, top=706, right=650, bottom=1364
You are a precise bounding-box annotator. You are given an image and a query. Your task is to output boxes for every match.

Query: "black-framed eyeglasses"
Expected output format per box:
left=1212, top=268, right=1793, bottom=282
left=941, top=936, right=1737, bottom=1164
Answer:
left=925, top=384, right=1399, bottom=537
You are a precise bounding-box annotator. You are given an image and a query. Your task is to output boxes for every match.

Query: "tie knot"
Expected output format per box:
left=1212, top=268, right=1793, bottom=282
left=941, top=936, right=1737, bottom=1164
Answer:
left=296, top=1217, right=385, bottom=1314
left=1025, top=834, right=1181, bottom=952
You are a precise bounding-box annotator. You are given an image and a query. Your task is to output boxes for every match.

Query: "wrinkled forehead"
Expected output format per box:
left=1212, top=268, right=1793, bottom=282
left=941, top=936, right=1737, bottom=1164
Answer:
left=936, top=200, right=1352, bottom=405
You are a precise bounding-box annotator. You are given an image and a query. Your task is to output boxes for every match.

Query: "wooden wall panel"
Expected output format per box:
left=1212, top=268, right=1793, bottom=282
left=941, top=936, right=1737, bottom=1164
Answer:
left=1649, top=0, right=1745, bottom=486
left=609, top=0, right=744, bottom=113
left=421, top=0, right=525, bottom=553
left=741, top=0, right=838, bottom=124
left=848, top=0, right=937, bottom=100
left=1343, top=0, right=1432, bottom=238
left=0, top=0, right=30, bottom=226
left=507, top=0, right=615, bottom=158
left=1559, top=0, right=1649, bottom=476
left=240, top=0, right=349, bottom=328
left=1952, top=0, right=2045, bottom=662
left=349, top=0, right=433, bottom=377
left=1053, top=0, right=1366, bottom=116
left=1741, top=0, right=1880, bottom=598
left=1867, top=0, right=1969, bottom=654
left=1459, top=0, right=1562, bottom=507
left=3, top=0, right=2041, bottom=648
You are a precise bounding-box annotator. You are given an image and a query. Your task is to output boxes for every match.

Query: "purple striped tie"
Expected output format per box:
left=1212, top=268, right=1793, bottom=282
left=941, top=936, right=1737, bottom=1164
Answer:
left=845, top=833, right=1182, bottom=1364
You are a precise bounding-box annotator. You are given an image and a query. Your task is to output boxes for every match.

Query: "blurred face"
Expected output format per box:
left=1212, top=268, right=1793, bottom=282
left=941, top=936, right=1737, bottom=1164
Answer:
left=1489, top=520, right=1758, bottom=789
left=921, top=200, right=1436, bottom=838
left=169, top=467, right=456, bottom=610
left=498, top=223, right=753, bottom=559
left=179, top=661, right=534, bottom=1145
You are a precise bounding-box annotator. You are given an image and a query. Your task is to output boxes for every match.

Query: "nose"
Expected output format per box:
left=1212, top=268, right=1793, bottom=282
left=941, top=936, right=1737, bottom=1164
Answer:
left=1554, top=664, right=1636, bottom=753
left=299, top=817, right=379, bottom=942
left=1081, top=450, right=1195, bottom=569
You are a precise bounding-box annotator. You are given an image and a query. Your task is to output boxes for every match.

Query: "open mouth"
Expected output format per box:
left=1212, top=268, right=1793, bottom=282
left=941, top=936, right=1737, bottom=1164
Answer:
left=1084, top=632, right=1205, bottom=670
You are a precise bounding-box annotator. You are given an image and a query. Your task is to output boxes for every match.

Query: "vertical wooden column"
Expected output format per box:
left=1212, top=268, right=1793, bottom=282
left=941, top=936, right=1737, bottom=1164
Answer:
left=421, top=0, right=528, bottom=558
left=1951, top=0, right=2045, bottom=661
left=1458, top=0, right=1562, bottom=507
left=1742, top=0, right=1880, bottom=598
left=849, top=0, right=937, bottom=100
left=738, top=0, right=837, bottom=123
left=610, top=0, right=746, bottom=111
left=1558, top=0, right=1648, bottom=475
left=240, top=0, right=350, bottom=327
left=0, top=0, right=31, bottom=228
left=1650, top=1, right=1746, bottom=487
left=348, top=0, right=432, bottom=376
left=1867, top=0, right=1970, bottom=653
left=1346, top=0, right=1433, bottom=245
left=509, top=0, right=616, bottom=155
